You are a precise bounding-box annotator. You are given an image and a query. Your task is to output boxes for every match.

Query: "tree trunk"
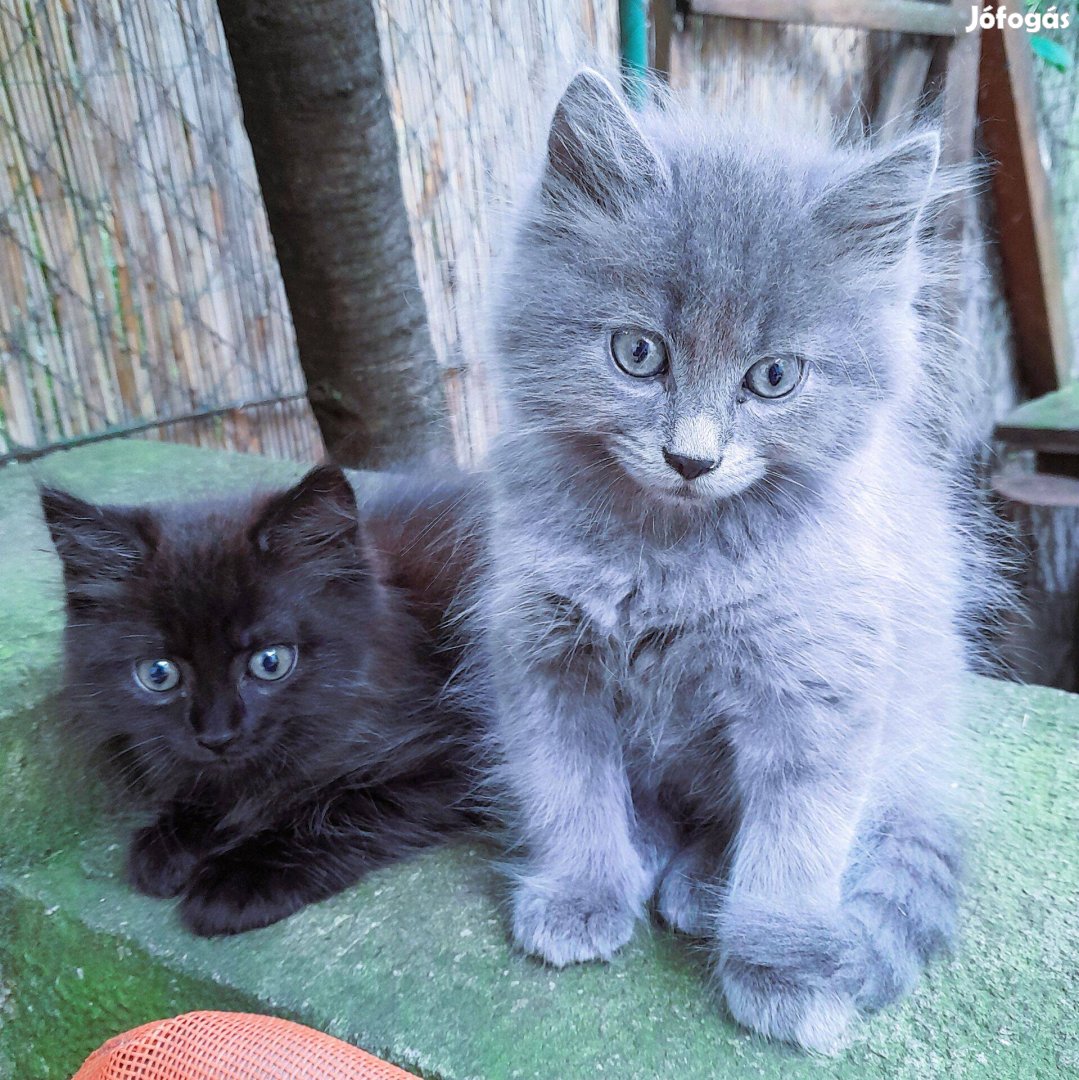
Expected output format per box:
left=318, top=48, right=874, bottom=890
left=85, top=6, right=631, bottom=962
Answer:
left=217, top=0, right=450, bottom=468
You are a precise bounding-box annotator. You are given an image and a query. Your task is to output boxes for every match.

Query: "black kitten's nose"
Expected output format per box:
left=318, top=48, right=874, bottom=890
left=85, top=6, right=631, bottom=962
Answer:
left=662, top=448, right=718, bottom=481
left=196, top=730, right=237, bottom=753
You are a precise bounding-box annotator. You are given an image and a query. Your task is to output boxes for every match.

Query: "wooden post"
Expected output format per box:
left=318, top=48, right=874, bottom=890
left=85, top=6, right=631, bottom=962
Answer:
left=978, top=22, right=1072, bottom=397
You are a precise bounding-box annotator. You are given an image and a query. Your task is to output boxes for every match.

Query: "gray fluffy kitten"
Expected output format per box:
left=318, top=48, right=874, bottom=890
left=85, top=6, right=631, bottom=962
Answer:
left=483, top=71, right=980, bottom=1052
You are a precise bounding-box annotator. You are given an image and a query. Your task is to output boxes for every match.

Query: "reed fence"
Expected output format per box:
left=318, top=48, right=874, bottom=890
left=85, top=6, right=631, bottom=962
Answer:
left=0, top=0, right=324, bottom=463
left=373, top=0, right=620, bottom=464
left=11, top=1, right=1057, bottom=469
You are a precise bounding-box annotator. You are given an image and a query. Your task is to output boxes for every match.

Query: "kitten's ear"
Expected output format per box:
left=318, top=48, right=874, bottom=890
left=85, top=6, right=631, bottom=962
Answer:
left=812, top=131, right=940, bottom=268
left=543, top=69, right=669, bottom=213
left=251, top=465, right=360, bottom=559
left=40, top=486, right=156, bottom=584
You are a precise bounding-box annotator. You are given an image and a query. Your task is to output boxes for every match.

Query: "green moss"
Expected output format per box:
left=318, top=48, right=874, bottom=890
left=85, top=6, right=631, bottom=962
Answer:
left=0, top=885, right=262, bottom=1080
left=997, top=382, right=1079, bottom=440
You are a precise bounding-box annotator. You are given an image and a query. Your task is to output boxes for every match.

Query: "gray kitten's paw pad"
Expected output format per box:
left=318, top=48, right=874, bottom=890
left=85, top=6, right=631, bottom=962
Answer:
left=655, top=851, right=713, bottom=936
left=512, top=885, right=638, bottom=966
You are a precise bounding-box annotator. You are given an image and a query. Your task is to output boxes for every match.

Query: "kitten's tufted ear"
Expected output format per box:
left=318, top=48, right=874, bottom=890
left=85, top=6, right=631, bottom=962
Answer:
left=812, top=131, right=940, bottom=269
left=543, top=69, right=669, bottom=213
left=40, top=486, right=157, bottom=587
left=251, top=465, right=360, bottom=559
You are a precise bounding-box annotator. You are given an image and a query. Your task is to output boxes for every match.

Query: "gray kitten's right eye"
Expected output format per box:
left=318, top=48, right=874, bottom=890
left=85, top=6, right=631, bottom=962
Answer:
left=611, top=329, right=668, bottom=378
left=135, top=658, right=181, bottom=693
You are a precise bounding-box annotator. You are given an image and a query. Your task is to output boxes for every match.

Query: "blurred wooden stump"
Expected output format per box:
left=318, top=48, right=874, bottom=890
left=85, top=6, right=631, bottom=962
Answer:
left=994, top=385, right=1079, bottom=692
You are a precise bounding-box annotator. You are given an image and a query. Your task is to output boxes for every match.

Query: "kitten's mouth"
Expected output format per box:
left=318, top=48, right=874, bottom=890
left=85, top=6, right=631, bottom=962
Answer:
left=609, top=444, right=762, bottom=506
left=651, top=473, right=760, bottom=508
left=186, top=743, right=253, bottom=768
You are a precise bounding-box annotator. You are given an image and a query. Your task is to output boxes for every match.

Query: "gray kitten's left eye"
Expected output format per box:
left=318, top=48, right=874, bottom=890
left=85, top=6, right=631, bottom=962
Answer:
left=744, top=357, right=804, bottom=399
left=611, top=329, right=668, bottom=378
left=248, top=645, right=297, bottom=682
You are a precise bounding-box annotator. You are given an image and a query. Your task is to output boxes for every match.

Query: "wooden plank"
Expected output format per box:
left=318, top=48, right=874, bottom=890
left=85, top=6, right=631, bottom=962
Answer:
left=939, top=23, right=980, bottom=166
left=993, top=467, right=1079, bottom=690
left=685, top=0, right=970, bottom=36
left=992, top=469, right=1079, bottom=509
left=995, top=383, right=1079, bottom=454
left=979, top=23, right=1072, bottom=397
left=650, top=0, right=673, bottom=79
left=875, top=41, right=934, bottom=138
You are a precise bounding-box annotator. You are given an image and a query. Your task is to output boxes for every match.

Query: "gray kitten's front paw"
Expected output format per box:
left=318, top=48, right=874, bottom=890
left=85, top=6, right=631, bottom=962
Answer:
left=717, top=901, right=858, bottom=1054
left=512, top=882, right=638, bottom=966
left=656, top=845, right=714, bottom=936
left=721, top=961, right=855, bottom=1054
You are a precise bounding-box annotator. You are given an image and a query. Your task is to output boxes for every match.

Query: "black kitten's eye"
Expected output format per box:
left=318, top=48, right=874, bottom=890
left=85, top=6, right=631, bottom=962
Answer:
left=248, top=645, right=297, bottom=682
left=744, top=356, right=805, bottom=399
left=611, top=329, right=668, bottom=378
left=134, top=658, right=181, bottom=693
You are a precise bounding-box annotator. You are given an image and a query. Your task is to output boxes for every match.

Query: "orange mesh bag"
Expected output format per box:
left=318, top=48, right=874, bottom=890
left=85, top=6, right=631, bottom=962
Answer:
left=72, top=1011, right=419, bottom=1080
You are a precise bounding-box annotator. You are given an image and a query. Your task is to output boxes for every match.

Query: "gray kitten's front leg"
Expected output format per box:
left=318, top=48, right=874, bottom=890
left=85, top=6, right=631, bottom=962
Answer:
left=494, top=620, right=650, bottom=967
left=716, top=699, right=880, bottom=1053
left=655, top=832, right=728, bottom=936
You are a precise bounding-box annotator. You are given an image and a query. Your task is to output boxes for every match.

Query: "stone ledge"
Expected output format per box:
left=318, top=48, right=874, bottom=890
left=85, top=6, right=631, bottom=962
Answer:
left=1, top=441, right=1076, bottom=1079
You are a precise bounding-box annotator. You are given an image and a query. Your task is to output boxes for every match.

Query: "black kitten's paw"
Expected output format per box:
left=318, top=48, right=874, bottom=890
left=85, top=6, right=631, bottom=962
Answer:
left=179, top=844, right=305, bottom=937
left=127, top=822, right=200, bottom=899
left=717, top=900, right=859, bottom=1054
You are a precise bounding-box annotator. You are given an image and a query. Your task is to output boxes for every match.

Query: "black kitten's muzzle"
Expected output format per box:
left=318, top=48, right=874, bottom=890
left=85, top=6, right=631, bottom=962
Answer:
left=188, top=698, right=247, bottom=759
left=195, top=729, right=238, bottom=753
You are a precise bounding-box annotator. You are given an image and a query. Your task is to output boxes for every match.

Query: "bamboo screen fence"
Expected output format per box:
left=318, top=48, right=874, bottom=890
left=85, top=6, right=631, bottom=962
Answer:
left=0, top=0, right=324, bottom=463
left=373, top=0, right=620, bottom=464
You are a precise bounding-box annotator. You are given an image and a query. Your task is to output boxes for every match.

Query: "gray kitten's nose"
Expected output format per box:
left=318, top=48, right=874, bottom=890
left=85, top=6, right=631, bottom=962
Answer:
left=662, top=448, right=718, bottom=481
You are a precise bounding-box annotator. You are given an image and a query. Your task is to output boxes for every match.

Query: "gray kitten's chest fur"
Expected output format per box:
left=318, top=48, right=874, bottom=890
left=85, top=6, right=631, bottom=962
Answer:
left=514, top=509, right=839, bottom=754
left=570, top=547, right=743, bottom=744
left=492, top=441, right=910, bottom=791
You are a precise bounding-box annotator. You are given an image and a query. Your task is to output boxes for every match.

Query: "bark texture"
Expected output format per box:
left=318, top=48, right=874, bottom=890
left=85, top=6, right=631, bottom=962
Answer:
left=217, top=0, right=450, bottom=467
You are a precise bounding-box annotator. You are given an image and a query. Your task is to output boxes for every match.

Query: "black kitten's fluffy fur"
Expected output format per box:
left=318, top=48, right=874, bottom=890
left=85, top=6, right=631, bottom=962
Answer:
left=41, top=465, right=483, bottom=936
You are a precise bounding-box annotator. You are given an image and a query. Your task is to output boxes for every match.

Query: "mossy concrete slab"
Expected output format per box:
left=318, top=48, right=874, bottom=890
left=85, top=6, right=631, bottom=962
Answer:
left=1, top=440, right=1077, bottom=1079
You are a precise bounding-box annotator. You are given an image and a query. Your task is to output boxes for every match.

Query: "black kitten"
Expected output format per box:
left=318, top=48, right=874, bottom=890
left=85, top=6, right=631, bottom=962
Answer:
left=41, top=465, right=483, bottom=936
